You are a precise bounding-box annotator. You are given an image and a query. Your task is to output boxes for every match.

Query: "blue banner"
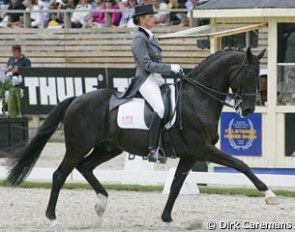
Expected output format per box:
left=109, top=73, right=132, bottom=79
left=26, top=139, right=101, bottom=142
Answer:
left=220, top=112, right=262, bottom=156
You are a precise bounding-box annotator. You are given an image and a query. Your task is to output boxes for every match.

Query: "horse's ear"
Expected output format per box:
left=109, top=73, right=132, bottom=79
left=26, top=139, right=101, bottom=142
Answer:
left=246, top=47, right=253, bottom=60
left=257, top=48, right=266, bottom=60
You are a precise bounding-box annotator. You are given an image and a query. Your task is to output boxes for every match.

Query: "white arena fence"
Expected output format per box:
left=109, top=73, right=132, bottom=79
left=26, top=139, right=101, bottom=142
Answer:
left=1, top=155, right=295, bottom=194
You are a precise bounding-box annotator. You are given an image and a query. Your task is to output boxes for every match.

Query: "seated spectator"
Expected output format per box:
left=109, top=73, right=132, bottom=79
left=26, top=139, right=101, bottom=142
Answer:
left=71, top=0, right=92, bottom=28
left=92, top=0, right=121, bottom=27
left=24, top=0, right=43, bottom=28
left=139, top=0, right=151, bottom=5
left=47, top=11, right=63, bottom=28
left=185, top=0, right=197, bottom=10
left=256, top=69, right=268, bottom=106
left=168, top=0, right=189, bottom=27
left=0, top=0, right=26, bottom=28
left=278, top=68, right=295, bottom=105
left=119, top=0, right=137, bottom=27
left=152, top=0, right=169, bottom=26
left=0, top=0, right=10, bottom=22
left=82, top=0, right=104, bottom=28
left=91, top=0, right=104, bottom=9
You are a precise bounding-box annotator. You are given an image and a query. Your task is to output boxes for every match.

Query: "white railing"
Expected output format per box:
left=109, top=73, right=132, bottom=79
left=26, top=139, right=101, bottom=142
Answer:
left=0, top=8, right=196, bottom=28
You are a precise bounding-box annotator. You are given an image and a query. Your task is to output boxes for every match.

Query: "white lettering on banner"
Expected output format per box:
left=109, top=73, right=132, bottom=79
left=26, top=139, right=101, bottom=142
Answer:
left=57, top=77, right=74, bottom=102
left=25, top=78, right=39, bottom=105
left=74, top=78, right=83, bottom=96
left=85, top=77, right=98, bottom=93
left=24, top=76, right=105, bottom=106
left=40, top=77, right=57, bottom=105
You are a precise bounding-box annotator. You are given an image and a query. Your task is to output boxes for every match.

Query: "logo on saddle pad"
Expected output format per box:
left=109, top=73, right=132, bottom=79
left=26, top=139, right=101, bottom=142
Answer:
left=117, top=85, right=177, bottom=130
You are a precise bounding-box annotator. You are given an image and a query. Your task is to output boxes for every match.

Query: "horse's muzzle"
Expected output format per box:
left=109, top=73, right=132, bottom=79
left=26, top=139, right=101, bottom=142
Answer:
left=242, top=107, right=255, bottom=117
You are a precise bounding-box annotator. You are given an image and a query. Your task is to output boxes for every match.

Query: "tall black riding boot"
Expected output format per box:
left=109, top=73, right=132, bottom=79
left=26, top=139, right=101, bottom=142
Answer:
left=148, top=113, right=166, bottom=163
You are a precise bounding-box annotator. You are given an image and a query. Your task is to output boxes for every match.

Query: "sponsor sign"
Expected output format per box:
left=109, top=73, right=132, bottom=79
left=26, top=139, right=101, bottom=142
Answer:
left=220, top=112, right=262, bottom=156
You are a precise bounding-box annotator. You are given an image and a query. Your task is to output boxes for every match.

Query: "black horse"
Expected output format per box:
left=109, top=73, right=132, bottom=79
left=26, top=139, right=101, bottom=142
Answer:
left=6, top=48, right=278, bottom=223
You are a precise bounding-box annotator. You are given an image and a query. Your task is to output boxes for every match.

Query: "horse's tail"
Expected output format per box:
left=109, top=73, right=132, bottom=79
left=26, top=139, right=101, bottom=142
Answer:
left=6, top=96, right=76, bottom=186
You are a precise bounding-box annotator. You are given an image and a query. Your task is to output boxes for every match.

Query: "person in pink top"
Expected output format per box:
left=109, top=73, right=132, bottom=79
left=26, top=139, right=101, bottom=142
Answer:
left=92, top=0, right=122, bottom=27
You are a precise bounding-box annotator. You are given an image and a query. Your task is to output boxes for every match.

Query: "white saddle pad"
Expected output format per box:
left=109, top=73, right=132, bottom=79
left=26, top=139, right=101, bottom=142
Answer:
left=117, top=85, right=177, bottom=130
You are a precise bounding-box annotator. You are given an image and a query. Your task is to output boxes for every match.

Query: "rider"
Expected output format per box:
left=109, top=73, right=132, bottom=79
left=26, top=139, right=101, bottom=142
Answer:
left=130, top=4, right=182, bottom=162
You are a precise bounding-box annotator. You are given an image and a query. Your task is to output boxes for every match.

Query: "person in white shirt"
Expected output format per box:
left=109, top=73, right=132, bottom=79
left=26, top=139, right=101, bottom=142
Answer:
left=71, top=0, right=92, bottom=28
left=151, top=0, right=169, bottom=26
left=24, top=0, right=43, bottom=28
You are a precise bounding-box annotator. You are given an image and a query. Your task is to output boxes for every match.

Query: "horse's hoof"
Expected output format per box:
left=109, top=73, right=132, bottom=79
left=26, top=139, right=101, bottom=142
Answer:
left=95, top=193, right=108, bottom=217
left=161, top=214, right=173, bottom=223
left=265, top=196, right=279, bottom=205
left=46, top=210, right=56, bottom=220
left=50, top=219, right=60, bottom=227
left=264, top=190, right=279, bottom=205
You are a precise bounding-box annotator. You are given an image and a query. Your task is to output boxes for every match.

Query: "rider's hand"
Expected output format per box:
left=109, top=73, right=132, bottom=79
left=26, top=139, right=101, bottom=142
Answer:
left=171, top=64, right=183, bottom=74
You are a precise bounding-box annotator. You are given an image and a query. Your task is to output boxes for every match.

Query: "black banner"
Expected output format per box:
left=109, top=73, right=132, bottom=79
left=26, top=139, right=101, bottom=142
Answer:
left=19, top=67, right=135, bottom=114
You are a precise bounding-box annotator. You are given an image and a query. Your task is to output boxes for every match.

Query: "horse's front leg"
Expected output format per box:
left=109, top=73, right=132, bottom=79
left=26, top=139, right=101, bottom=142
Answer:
left=161, top=157, right=195, bottom=222
left=205, top=144, right=278, bottom=205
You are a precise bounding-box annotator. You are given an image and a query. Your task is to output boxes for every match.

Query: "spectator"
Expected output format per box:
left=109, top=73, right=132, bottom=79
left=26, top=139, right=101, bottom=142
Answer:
left=83, top=0, right=104, bottom=27
left=47, top=10, right=63, bottom=28
left=71, top=0, right=92, bottom=28
left=168, top=0, right=188, bottom=26
left=139, top=0, right=151, bottom=5
left=185, top=0, right=197, bottom=10
left=256, top=69, right=267, bottom=106
left=56, top=0, right=76, bottom=26
left=278, top=68, right=295, bottom=105
left=0, top=0, right=10, bottom=22
left=92, top=0, right=121, bottom=27
left=91, top=0, right=104, bottom=9
left=38, top=0, right=55, bottom=28
left=5, top=45, right=31, bottom=117
left=119, top=0, right=137, bottom=27
left=151, top=0, right=169, bottom=26
left=0, top=0, right=26, bottom=28
left=24, top=0, right=43, bottom=28
left=6, top=45, right=31, bottom=74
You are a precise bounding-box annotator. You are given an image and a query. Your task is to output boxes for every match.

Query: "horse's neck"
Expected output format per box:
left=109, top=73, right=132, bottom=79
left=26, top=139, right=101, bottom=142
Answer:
left=193, top=53, right=240, bottom=92
left=181, top=81, right=224, bottom=122
left=181, top=53, right=238, bottom=120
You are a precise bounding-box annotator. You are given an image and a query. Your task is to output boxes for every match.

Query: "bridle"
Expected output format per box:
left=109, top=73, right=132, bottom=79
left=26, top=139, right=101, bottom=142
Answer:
left=182, top=54, right=259, bottom=109
left=174, top=53, right=259, bottom=129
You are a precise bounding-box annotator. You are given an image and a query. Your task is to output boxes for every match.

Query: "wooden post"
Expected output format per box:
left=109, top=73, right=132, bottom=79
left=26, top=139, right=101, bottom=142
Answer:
left=105, top=11, right=112, bottom=27
left=189, top=10, right=197, bottom=27
left=64, top=11, right=72, bottom=28
left=32, top=115, right=40, bottom=128
left=23, top=11, right=31, bottom=28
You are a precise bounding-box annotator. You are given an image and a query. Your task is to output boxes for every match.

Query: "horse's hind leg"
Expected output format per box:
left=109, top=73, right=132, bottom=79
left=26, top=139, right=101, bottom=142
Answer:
left=204, top=144, right=278, bottom=205
left=76, top=143, right=122, bottom=216
left=46, top=151, right=83, bottom=220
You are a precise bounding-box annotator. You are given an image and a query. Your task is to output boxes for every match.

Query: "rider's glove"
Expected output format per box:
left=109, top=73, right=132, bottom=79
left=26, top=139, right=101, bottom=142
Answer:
left=171, top=64, right=183, bottom=74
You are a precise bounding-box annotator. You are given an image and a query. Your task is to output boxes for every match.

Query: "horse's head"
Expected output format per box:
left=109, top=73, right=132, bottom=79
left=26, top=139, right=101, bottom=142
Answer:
left=229, top=48, right=265, bottom=117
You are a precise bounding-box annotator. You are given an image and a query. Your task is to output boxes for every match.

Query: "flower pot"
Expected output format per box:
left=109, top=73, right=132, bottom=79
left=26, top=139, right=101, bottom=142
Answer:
left=0, top=117, right=28, bottom=149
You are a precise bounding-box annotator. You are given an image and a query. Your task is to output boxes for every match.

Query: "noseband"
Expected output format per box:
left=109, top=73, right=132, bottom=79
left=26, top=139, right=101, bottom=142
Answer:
left=183, top=54, right=259, bottom=109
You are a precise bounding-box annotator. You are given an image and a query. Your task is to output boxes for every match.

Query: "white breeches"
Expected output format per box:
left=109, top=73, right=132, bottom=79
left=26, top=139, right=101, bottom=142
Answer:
left=139, top=73, right=165, bottom=118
